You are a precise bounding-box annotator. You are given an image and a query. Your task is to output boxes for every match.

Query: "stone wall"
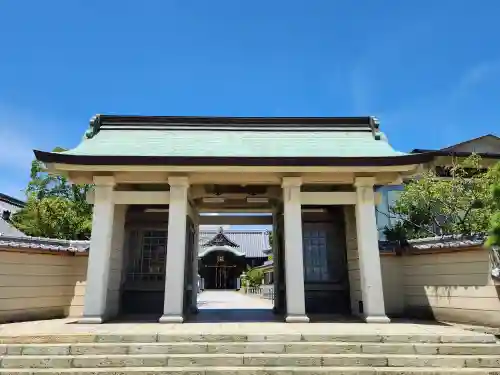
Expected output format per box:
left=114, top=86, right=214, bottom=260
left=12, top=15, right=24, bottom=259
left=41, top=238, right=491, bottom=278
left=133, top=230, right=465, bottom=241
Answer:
left=401, top=247, right=500, bottom=327
left=0, top=248, right=87, bottom=323
left=343, top=205, right=500, bottom=325
left=106, top=205, right=127, bottom=318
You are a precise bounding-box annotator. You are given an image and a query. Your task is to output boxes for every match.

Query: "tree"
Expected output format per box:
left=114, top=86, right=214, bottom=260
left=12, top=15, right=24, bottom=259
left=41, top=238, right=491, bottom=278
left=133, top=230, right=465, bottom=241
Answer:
left=266, top=229, right=273, bottom=248
left=266, top=229, right=273, bottom=261
left=487, top=162, right=500, bottom=248
left=11, top=149, right=93, bottom=240
left=245, top=266, right=264, bottom=287
left=383, top=155, right=499, bottom=241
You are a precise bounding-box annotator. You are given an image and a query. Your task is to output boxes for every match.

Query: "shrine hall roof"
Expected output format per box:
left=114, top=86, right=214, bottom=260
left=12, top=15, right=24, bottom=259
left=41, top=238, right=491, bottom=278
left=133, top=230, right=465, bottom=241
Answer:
left=198, top=228, right=269, bottom=258
left=34, top=115, right=436, bottom=166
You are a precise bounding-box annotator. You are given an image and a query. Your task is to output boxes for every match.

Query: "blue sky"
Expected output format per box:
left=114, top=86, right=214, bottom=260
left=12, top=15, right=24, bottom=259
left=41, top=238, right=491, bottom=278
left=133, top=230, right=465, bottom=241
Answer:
left=0, top=0, right=499, bottom=200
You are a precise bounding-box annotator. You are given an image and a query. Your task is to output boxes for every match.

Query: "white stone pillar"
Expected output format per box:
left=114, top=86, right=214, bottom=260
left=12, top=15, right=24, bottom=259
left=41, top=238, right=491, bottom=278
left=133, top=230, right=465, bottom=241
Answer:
left=354, top=177, right=390, bottom=323
left=80, top=176, right=116, bottom=324
left=282, top=177, right=309, bottom=323
left=160, top=176, right=189, bottom=323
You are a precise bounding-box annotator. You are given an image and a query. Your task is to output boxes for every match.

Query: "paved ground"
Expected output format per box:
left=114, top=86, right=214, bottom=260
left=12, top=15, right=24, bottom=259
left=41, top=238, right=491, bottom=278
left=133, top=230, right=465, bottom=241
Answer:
left=0, top=317, right=494, bottom=341
left=198, top=290, right=274, bottom=310
left=194, top=290, right=276, bottom=322
left=0, top=291, right=494, bottom=341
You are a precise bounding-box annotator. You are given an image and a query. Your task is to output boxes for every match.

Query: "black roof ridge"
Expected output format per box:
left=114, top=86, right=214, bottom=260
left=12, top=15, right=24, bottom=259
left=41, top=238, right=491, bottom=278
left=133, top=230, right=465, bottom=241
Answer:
left=85, top=114, right=380, bottom=138
left=94, top=115, right=378, bottom=133
left=97, top=114, right=374, bottom=126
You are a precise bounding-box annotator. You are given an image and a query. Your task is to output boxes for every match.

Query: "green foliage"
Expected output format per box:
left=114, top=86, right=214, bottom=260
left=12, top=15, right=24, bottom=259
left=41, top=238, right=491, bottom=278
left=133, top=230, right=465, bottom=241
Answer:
left=486, top=163, right=500, bottom=248
left=12, top=195, right=92, bottom=240
left=245, top=266, right=263, bottom=287
left=385, top=155, right=499, bottom=240
left=382, top=221, right=412, bottom=243
left=266, top=230, right=273, bottom=261
left=11, top=151, right=93, bottom=240
left=266, top=229, right=273, bottom=248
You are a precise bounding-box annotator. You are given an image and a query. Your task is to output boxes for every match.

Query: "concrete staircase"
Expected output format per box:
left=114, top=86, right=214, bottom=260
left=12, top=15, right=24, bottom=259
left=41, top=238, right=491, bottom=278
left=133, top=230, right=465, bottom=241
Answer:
left=1, top=332, right=500, bottom=374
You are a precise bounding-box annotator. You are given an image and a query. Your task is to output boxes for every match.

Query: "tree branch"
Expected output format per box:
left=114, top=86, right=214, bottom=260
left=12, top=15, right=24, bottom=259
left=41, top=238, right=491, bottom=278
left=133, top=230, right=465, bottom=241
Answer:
left=376, top=207, right=439, bottom=237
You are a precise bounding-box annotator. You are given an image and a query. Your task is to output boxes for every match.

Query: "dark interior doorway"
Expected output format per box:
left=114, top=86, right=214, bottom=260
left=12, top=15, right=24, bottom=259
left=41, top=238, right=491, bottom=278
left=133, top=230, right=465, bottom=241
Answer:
left=302, top=206, right=351, bottom=315
left=199, top=251, right=245, bottom=290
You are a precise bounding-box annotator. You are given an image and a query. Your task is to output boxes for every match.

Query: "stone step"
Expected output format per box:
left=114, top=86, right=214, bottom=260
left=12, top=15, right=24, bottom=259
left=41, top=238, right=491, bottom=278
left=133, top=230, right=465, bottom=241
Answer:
left=2, top=342, right=500, bottom=355
left=0, top=332, right=495, bottom=344
left=1, top=367, right=500, bottom=375
left=2, top=353, right=500, bottom=368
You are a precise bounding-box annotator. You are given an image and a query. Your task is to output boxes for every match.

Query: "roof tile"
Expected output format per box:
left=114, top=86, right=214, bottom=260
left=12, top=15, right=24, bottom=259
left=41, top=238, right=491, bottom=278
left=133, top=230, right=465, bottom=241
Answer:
left=199, top=229, right=269, bottom=258
left=0, top=235, right=90, bottom=252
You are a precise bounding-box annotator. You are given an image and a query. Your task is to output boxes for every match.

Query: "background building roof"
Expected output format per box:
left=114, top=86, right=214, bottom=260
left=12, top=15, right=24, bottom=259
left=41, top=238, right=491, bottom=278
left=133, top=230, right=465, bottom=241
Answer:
left=199, top=228, right=269, bottom=258
left=412, top=134, right=500, bottom=157
left=0, top=193, right=26, bottom=237
left=0, top=193, right=25, bottom=209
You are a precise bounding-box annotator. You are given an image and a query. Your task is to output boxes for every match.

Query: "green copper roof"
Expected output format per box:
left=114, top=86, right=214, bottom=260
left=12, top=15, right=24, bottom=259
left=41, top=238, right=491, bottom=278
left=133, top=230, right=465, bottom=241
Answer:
left=34, top=115, right=435, bottom=166
left=65, top=115, right=399, bottom=157
left=68, top=129, right=402, bottom=158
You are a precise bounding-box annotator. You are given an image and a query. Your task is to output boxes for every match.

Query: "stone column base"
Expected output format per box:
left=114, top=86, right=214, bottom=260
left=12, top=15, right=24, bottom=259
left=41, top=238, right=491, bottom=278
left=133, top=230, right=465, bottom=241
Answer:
left=285, top=314, right=310, bottom=323
left=159, top=315, right=184, bottom=323
left=78, top=316, right=105, bottom=324
left=365, top=315, right=391, bottom=323
left=190, top=306, right=199, bottom=314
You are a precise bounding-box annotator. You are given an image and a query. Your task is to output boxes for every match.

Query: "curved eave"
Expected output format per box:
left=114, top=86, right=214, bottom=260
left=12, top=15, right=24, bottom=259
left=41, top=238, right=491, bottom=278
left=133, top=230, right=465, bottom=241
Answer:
left=34, top=150, right=437, bottom=167
left=198, top=245, right=245, bottom=258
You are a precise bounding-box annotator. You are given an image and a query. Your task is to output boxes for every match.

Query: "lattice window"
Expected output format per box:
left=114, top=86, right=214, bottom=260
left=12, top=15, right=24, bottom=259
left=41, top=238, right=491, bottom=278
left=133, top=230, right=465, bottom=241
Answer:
left=302, top=226, right=330, bottom=282
left=127, top=230, right=167, bottom=283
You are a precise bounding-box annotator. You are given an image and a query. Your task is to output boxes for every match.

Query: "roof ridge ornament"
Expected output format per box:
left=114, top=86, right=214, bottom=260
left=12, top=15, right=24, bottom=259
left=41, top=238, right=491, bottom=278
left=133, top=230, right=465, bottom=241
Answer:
left=370, top=116, right=383, bottom=140
left=85, top=114, right=102, bottom=139
left=202, top=229, right=240, bottom=248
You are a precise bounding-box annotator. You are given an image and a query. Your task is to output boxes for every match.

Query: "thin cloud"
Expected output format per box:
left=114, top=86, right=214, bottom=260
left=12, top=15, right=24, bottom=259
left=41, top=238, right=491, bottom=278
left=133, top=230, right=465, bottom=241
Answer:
left=348, top=66, right=372, bottom=114
left=0, top=128, right=35, bottom=170
left=1, top=182, right=26, bottom=200
left=0, top=104, right=69, bottom=199
left=0, top=105, right=39, bottom=170
left=346, top=19, right=433, bottom=115
left=381, top=61, right=500, bottom=148
left=452, top=61, right=500, bottom=101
